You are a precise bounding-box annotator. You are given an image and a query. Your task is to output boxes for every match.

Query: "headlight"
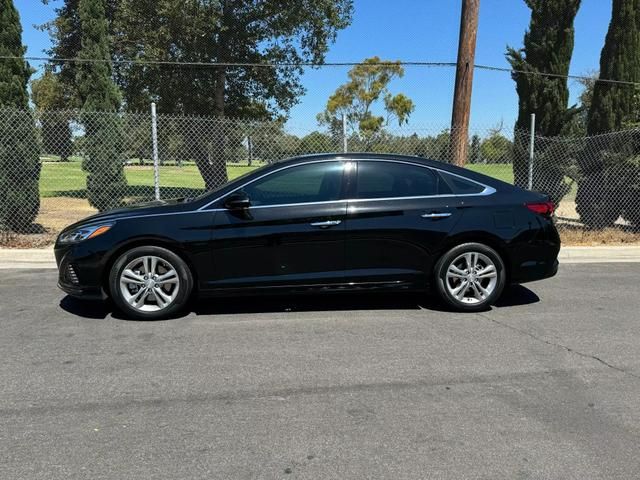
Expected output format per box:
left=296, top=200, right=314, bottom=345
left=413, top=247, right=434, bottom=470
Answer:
left=58, top=224, right=113, bottom=244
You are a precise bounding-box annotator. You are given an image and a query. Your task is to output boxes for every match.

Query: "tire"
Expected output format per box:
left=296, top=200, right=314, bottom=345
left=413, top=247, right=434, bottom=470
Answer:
left=434, top=242, right=506, bottom=312
left=109, top=246, right=193, bottom=320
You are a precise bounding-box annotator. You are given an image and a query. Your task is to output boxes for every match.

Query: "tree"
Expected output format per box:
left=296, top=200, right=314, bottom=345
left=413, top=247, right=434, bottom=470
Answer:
left=587, top=2, right=640, bottom=134
left=469, top=134, right=481, bottom=164
left=248, top=121, right=300, bottom=163
left=76, top=0, right=127, bottom=211
left=575, top=0, right=640, bottom=228
left=31, top=68, right=73, bottom=161
left=44, top=0, right=353, bottom=190
left=414, top=130, right=451, bottom=162
left=506, top=0, right=581, bottom=202
left=480, top=132, right=513, bottom=164
left=0, top=0, right=41, bottom=231
left=296, top=131, right=335, bottom=155
left=40, top=0, right=118, bottom=104
left=318, top=57, right=415, bottom=141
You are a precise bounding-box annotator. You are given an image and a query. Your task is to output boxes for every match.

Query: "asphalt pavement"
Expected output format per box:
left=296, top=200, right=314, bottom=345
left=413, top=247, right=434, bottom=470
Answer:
left=1, top=264, right=640, bottom=479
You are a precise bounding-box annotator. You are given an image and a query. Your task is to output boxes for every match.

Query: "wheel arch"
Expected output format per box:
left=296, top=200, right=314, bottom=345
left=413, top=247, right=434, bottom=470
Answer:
left=101, top=236, right=199, bottom=296
left=435, top=231, right=512, bottom=282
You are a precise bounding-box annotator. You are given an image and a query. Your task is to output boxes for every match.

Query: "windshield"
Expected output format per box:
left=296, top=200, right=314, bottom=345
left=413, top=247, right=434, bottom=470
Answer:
left=190, top=163, right=270, bottom=203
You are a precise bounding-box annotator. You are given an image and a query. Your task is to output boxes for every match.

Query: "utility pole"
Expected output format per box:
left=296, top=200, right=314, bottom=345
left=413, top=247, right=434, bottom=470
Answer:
left=450, top=0, right=480, bottom=167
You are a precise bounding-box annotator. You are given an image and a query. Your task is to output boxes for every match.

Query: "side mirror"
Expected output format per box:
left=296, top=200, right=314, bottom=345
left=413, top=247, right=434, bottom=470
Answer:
left=224, top=191, right=251, bottom=210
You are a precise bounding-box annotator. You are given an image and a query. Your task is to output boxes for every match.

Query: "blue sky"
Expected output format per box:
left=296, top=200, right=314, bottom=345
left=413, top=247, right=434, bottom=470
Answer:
left=16, top=0, right=610, bottom=132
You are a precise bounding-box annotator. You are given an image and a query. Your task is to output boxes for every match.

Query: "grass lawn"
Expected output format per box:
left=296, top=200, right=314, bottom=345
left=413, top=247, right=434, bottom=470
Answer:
left=466, top=163, right=513, bottom=184
left=40, top=160, right=517, bottom=199
left=40, top=161, right=260, bottom=198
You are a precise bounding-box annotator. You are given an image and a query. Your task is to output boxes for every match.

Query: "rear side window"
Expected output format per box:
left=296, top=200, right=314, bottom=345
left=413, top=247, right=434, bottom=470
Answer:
left=439, top=171, right=486, bottom=194
left=356, top=161, right=441, bottom=199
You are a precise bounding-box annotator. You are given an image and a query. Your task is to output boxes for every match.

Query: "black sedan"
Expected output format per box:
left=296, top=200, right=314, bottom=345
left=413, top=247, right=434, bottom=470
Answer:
left=55, top=153, right=560, bottom=319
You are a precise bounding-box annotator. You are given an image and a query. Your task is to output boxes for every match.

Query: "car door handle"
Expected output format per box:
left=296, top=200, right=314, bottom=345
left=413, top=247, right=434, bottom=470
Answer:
left=421, top=212, right=452, bottom=219
left=310, top=220, right=342, bottom=228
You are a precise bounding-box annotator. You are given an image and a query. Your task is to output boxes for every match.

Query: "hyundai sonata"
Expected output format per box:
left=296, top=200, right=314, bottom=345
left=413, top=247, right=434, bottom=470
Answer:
left=55, top=153, right=560, bottom=319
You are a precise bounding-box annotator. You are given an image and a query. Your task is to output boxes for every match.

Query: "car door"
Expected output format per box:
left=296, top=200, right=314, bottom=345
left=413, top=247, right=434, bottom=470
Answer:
left=344, top=159, right=465, bottom=287
left=205, top=160, right=348, bottom=290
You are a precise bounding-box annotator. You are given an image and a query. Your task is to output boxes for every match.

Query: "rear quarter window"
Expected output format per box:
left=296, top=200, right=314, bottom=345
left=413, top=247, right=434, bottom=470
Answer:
left=439, top=171, right=486, bottom=194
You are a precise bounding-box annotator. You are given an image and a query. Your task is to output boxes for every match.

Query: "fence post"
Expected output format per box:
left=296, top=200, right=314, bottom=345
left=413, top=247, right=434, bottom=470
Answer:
left=151, top=102, right=160, bottom=200
left=342, top=113, right=348, bottom=153
left=528, top=113, right=535, bottom=190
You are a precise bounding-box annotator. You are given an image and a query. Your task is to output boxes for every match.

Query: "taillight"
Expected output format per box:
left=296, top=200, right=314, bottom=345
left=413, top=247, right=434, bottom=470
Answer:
left=526, top=201, right=555, bottom=217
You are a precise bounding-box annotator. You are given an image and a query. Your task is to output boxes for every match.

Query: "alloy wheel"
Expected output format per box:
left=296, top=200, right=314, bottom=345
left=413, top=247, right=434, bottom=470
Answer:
left=445, top=251, right=498, bottom=305
left=119, top=255, right=180, bottom=312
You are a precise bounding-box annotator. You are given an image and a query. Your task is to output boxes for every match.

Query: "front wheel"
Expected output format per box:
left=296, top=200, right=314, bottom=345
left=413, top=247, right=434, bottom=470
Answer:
left=434, top=242, right=506, bottom=312
left=109, top=246, right=193, bottom=320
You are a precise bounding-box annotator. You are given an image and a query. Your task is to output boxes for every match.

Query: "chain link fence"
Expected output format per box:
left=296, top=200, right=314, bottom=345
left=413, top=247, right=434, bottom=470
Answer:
left=1, top=107, right=639, bottom=245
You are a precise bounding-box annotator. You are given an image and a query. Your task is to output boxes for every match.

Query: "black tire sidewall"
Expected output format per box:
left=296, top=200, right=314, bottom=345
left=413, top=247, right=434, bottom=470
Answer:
left=435, top=242, right=506, bottom=312
left=109, top=246, right=193, bottom=320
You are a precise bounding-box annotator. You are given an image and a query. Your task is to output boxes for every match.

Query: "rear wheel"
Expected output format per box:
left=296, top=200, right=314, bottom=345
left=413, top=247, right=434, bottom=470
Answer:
left=434, top=242, right=506, bottom=311
left=109, top=246, right=193, bottom=320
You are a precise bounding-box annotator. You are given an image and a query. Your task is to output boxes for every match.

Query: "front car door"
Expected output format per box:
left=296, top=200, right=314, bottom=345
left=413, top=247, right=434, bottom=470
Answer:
left=204, top=160, right=349, bottom=291
left=344, top=159, right=469, bottom=288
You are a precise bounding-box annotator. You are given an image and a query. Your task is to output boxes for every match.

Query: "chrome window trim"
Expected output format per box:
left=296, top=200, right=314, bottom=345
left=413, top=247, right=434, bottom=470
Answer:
left=228, top=189, right=496, bottom=212
left=112, top=157, right=496, bottom=221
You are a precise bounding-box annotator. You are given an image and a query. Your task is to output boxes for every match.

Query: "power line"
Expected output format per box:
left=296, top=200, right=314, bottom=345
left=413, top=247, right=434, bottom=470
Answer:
left=1, top=55, right=457, bottom=69
left=2, top=54, right=640, bottom=87
left=474, top=64, right=639, bottom=86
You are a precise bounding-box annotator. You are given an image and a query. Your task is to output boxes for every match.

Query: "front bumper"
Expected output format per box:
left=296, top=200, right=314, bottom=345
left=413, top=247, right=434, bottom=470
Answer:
left=55, top=244, right=108, bottom=300
left=57, top=280, right=106, bottom=300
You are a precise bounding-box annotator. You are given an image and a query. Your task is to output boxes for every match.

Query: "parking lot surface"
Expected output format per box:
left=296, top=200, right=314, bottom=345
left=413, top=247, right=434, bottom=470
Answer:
left=1, top=264, right=640, bottom=479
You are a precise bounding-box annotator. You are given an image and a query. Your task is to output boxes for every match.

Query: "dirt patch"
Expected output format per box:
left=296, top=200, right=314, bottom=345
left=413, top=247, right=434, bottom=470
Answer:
left=1, top=198, right=97, bottom=248
left=555, top=200, right=579, bottom=221
left=558, top=225, right=640, bottom=246
left=36, top=197, right=97, bottom=232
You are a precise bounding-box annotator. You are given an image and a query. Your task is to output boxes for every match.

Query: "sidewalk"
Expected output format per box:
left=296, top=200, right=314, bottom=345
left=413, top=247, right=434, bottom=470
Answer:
left=1, top=246, right=640, bottom=269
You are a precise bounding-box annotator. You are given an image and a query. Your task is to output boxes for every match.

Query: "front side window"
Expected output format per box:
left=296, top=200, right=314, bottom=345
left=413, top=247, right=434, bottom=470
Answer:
left=240, top=161, right=344, bottom=206
left=355, top=161, right=440, bottom=199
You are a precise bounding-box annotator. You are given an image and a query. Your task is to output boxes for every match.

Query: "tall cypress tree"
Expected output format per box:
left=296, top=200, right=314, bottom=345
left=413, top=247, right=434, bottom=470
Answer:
left=76, top=0, right=126, bottom=211
left=0, top=0, right=41, bottom=231
left=506, top=0, right=580, bottom=203
left=576, top=0, right=640, bottom=227
left=587, top=0, right=640, bottom=134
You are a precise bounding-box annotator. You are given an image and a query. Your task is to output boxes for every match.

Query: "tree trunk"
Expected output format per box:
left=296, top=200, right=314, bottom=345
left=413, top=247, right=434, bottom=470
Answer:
left=193, top=0, right=230, bottom=190
left=214, top=66, right=226, bottom=117
left=187, top=119, right=228, bottom=191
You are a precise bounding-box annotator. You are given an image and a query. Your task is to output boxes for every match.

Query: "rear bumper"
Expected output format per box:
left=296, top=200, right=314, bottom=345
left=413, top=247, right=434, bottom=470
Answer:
left=513, top=258, right=559, bottom=284
left=507, top=215, right=560, bottom=284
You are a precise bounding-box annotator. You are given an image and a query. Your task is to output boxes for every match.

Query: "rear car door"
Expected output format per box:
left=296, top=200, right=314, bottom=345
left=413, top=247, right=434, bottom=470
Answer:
left=344, top=159, right=465, bottom=287
left=206, top=160, right=348, bottom=290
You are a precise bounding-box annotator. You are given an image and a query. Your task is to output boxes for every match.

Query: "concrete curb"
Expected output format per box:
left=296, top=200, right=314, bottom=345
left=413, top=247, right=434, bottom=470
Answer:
left=1, top=246, right=640, bottom=269
left=0, top=248, right=56, bottom=269
left=558, top=246, right=640, bottom=264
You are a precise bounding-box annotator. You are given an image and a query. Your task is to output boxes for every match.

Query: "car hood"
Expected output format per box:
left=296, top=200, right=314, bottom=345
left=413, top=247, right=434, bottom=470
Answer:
left=60, top=198, right=193, bottom=233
